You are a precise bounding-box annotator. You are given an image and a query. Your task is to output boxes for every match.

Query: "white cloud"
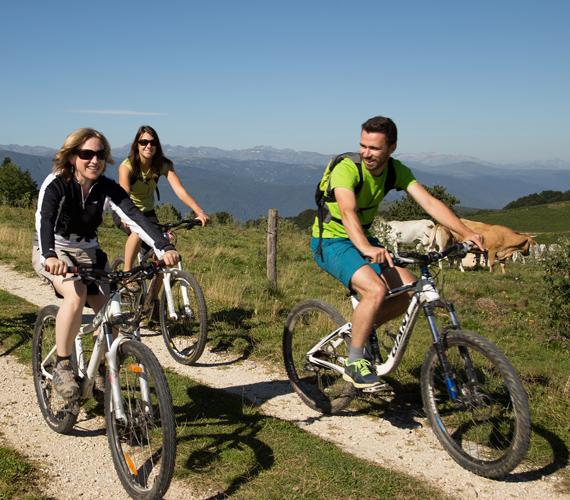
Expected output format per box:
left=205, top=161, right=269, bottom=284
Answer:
left=66, top=109, right=167, bottom=116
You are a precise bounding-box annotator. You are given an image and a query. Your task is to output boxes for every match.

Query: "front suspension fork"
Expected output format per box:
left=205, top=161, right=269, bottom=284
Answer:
left=424, top=304, right=460, bottom=400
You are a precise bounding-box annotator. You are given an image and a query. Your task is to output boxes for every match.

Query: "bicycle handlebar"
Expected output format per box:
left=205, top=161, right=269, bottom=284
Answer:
left=393, top=242, right=473, bottom=267
left=45, top=260, right=167, bottom=284
left=159, top=218, right=202, bottom=232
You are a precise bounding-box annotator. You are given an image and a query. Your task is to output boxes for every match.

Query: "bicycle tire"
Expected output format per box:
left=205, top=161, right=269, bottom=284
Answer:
left=105, top=339, right=176, bottom=499
left=111, top=256, right=124, bottom=271
left=32, top=305, right=78, bottom=434
left=421, top=329, right=531, bottom=478
left=283, top=299, right=355, bottom=414
left=159, top=269, right=208, bottom=365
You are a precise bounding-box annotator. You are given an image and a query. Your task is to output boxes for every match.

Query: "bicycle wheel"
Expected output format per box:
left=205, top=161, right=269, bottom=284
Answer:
left=421, top=329, right=531, bottom=478
left=105, top=339, right=176, bottom=499
left=32, top=305, right=78, bottom=433
left=159, top=269, right=208, bottom=365
left=283, top=299, right=355, bottom=414
left=111, top=256, right=124, bottom=271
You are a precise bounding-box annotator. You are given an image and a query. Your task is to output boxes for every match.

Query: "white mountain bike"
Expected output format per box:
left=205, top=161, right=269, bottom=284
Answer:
left=32, top=263, right=176, bottom=499
left=283, top=243, right=531, bottom=479
left=112, top=218, right=208, bottom=365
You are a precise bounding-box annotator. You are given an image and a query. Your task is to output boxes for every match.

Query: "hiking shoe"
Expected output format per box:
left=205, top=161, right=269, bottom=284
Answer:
left=52, top=360, right=79, bottom=401
left=343, top=359, right=380, bottom=388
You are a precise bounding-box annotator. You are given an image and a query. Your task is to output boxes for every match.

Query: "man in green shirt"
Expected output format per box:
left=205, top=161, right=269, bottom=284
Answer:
left=311, top=116, right=484, bottom=388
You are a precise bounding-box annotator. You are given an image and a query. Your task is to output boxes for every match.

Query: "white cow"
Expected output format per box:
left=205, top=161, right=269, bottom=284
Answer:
left=384, top=219, right=435, bottom=253
left=548, top=243, right=562, bottom=254
left=428, top=224, right=465, bottom=271
left=530, top=243, right=547, bottom=260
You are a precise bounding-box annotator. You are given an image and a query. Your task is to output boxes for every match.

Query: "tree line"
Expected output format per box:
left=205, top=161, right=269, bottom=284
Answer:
left=503, top=190, right=570, bottom=209
left=0, top=157, right=38, bottom=207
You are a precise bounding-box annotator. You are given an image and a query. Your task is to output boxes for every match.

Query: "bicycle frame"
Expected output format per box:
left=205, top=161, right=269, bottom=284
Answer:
left=137, top=248, right=191, bottom=322
left=38, top=289, right=152, bottom=424
left=307, top=264, right=463, bottom=382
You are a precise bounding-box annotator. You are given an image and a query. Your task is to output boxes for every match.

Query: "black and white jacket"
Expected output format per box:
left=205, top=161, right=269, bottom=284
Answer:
left=35, top=173, right=174, bottom=264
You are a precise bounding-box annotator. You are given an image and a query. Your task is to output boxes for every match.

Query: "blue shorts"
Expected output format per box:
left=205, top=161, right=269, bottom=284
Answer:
left=310, top=236, right=383, bottom=288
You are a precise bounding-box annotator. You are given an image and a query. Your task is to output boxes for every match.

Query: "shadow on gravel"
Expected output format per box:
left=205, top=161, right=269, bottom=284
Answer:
left=0, top=311, right=35, bottom=357
left=196, top=307, right=255, bottom=367
left=174, top=384, right=275, bottom=498
left=503, top=423, right=569, bottom=483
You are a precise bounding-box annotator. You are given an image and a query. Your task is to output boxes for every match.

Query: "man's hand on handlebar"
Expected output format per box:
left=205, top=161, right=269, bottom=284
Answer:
left=363, top=245, right=394, bottom=268
left=162, top=250, right=181, bottom=267
left=463, top=232, right=485, bottom=252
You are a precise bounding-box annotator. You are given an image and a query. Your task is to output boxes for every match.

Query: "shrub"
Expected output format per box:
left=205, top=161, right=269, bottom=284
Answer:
left=155, top=203, right=181, bottom=222
left=543, top=238, right=570, bottom=340
left=0, top=158, right=38, bottom=207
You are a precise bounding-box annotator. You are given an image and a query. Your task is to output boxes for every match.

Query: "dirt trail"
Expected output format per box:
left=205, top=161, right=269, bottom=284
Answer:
left=0, top=264, right=567, bottom=499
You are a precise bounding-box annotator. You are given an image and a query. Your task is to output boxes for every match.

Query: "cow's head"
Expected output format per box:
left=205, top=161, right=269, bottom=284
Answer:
left=520, top=235, right=536, bottom=256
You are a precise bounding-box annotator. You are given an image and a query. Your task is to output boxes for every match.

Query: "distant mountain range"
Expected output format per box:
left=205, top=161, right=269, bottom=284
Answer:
left=1, top=144, right=569, bottom=220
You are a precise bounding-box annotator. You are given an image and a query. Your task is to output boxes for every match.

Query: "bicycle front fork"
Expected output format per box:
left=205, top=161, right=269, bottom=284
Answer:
left=424, top=303, right=461, bottom=400
left=163, top=269, right=191, bottom=321
left=105, top=328, right=152, bottom=424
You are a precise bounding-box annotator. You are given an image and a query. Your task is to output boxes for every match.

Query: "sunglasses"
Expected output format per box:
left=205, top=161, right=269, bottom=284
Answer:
left=138, top=139, right=157, bottom=147
left=76, top=149, right=106, bottom=161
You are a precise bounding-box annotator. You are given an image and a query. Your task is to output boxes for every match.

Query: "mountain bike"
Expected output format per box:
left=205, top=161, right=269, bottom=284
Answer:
left=283, top=243, right=531, bottom=479
left=32, top=263, right=176, bottom=499
left=112, top=218, right=208, bottom=365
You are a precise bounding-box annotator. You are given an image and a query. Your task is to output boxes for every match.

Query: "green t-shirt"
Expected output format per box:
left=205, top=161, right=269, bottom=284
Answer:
left=120, top=158, right=172, bottom=212
left=311, top=157, right=416, bottom=238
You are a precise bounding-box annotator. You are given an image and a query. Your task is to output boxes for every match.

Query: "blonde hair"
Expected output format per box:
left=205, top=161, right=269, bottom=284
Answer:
left=52, top=128, right=114, bottom=179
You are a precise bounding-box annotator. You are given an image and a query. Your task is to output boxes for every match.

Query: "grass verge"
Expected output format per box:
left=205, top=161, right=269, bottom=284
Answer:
left=0, top=289, right=444, bottom=499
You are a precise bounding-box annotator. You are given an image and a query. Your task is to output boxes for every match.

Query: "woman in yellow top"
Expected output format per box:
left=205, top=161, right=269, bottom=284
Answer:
left=118, top=125, right=209, bottom=271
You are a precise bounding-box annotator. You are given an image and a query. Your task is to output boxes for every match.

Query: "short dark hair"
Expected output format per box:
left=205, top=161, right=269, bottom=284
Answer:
left=361, top=116, right=398, bottom=146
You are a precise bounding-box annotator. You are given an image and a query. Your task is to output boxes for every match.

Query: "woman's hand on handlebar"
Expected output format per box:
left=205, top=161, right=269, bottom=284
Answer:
left=162, top=250, right=181, bottom=267
left=44, top=257, right=68, bottom=276
left=363, top=245, right=394, bottom=268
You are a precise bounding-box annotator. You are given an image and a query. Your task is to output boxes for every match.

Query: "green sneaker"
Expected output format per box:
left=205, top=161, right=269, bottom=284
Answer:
left=343, top=359, right=380, bottom=388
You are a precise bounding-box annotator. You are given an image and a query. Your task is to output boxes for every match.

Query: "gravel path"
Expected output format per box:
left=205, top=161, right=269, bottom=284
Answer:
left=0, top=264, right=567, bottom=499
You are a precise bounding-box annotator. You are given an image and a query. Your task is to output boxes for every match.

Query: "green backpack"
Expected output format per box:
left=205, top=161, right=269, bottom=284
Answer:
left=314, top=152, right=398, bottom=258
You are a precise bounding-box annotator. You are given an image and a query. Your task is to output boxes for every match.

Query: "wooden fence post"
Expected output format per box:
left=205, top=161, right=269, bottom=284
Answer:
left=267, top=208, right=278, bottom=288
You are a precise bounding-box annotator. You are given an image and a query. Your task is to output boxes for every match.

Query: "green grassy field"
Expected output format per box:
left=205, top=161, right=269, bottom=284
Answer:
left=0, top=203, right=569, bottom=496
left=468, top=200, right=570, bottom=243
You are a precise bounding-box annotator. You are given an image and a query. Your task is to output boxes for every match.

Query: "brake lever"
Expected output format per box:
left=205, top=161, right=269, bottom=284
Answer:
left=62, top=275, right=82, bottom=283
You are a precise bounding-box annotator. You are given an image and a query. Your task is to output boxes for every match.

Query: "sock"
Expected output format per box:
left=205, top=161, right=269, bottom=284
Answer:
left=348, top=345, right=364, bottom=364
left=56, top=355, right=71, bottom=364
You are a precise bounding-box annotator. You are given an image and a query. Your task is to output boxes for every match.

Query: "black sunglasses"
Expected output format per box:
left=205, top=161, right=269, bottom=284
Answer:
left=138, top=139, right=157, bottom=147
left=77, top=149, right=106, bottom=161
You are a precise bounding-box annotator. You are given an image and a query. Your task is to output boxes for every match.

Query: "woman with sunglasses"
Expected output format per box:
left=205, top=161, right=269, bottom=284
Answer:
left=118, top=125, right=209, bottom=273
left=32, top=128, right=180, bottom=401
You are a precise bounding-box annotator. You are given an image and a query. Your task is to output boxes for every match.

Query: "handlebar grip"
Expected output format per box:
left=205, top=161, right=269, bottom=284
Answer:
left=44, top=264, right=79, bottom=275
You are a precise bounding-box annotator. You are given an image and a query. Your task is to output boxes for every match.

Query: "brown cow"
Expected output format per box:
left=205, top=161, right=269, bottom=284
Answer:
left=428, top=224, right=485, bottom=271
left=453, top=219, right=535, bottom=273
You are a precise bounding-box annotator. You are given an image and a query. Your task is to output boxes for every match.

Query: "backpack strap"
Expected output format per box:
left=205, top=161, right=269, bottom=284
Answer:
left=316, top=153, right=363, bottom=259
left=316, top=156, right=399, bottom=260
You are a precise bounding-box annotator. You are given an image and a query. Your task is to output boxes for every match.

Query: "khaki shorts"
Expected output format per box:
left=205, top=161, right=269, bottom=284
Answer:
left=32, top=245, right=110, bottom=297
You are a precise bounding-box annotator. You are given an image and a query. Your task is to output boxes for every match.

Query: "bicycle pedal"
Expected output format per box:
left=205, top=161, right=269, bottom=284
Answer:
left=361, top=382, right=391, bottom=394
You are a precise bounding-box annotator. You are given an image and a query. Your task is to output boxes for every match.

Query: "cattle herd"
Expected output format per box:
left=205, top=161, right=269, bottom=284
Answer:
left=372, top=218, right=561, bottom=274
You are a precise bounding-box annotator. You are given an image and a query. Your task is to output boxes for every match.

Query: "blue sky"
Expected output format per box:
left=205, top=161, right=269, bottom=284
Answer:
left=1, top=0, right=568, bottom=163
